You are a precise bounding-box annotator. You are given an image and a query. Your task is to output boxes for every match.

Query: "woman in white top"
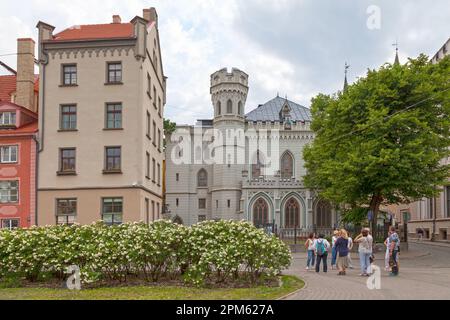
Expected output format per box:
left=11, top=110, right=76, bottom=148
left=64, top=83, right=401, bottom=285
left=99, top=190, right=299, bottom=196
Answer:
left=305, top=233, right=316, bottom=270
left=384, top=236, right=391, bottom=271
left=355, top=228, right=373, bottom=276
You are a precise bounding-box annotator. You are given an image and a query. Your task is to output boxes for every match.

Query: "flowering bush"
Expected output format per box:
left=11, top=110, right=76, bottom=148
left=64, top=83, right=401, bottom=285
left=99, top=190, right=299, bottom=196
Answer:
left=0, top=220, right=291, bottom=287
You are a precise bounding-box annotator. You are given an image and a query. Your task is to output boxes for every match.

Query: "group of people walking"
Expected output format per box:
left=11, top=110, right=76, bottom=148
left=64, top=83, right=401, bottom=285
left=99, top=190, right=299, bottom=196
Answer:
left=304, top=226, right=400, bottom=277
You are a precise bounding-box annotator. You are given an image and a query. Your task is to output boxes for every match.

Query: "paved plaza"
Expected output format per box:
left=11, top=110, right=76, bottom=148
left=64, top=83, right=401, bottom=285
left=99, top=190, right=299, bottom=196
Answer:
left=282, top=242, right=450, bottom=300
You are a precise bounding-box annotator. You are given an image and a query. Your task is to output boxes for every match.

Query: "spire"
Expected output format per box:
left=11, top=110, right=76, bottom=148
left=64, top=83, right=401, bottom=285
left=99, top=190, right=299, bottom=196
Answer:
left=344, top=62, right=350, bottom=91
left=393, top=40, right=400, bottom=65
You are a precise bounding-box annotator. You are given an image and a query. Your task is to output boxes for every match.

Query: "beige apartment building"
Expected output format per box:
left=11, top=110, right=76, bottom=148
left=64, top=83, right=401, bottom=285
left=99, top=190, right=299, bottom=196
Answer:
left=36, top=8, right=166, bottom=226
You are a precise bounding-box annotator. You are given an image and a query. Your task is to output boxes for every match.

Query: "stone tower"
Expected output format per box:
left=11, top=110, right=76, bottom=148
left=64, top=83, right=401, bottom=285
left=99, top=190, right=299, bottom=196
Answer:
left=210, top=68, right=249, bottom=221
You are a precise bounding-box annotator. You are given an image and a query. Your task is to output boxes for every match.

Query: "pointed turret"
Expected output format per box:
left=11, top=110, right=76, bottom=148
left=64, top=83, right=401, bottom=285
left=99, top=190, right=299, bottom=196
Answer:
left=343, top=62, right=350, bottom=92
left=393, top=40, right=400, bottom=65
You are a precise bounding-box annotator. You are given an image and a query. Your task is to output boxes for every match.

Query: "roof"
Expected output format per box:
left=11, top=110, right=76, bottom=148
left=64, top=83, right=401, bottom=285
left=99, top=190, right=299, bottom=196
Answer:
left=0, top=121, right=38, bottom=135
left=245, top=96, right=311, bottom=122
left=51, top=23, right=134, bottom=42
left=0, top=75, right=39, bottom=102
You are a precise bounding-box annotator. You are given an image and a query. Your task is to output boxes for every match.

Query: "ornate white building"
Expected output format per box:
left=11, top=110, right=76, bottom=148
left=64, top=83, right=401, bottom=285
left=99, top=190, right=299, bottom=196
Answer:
left=165, top=68, right=338, bottom=234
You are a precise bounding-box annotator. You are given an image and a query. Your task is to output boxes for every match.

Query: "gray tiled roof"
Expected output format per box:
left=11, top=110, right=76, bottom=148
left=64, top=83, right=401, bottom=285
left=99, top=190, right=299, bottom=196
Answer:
left=245, top=96, right=311, bottom=122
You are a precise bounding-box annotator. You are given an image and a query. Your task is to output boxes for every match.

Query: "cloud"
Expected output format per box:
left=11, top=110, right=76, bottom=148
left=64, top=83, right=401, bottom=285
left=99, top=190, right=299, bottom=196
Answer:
left=1, top=0, right=449, bottom=125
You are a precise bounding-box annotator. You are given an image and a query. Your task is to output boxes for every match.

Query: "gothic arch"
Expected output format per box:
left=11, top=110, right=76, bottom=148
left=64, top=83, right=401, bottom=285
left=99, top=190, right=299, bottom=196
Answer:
left=238, top=101, right=243, bottom=115
left=248, top=192, right=274, bottom=227
left=280, top=151, right=294, bottom=179
left=217, top=101, right=222, bottom=116
left=284, top=198, right=300, bottom=228
left=280, top=192, right=306, bottom=228
left=313, top=199, right=333, bottom=228
left=197, top=169, right=208, bottom=187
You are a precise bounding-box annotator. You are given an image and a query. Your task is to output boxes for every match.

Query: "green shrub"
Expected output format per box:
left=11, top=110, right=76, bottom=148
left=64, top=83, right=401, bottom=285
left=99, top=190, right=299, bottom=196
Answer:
left=0, top=220, right=291, bottom=287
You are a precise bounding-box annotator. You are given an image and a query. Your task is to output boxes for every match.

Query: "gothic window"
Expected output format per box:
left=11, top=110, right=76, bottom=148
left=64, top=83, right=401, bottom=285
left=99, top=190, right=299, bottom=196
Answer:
left=217, top=101, right=221, bottom=116
left=316, top=199, right=332, bottom=228
left=227, top=100, right=233, bottom=114
left=253, top=198, right=269, bottom=228
left=197, top=169, right=208, bottom=187
left=281, top=152, right=294, bottom=179
left=285, top=198, right=300, bottom=228
left=252, top=150, right=265, bottom=178
left=238, top=101, right=243, bottom=115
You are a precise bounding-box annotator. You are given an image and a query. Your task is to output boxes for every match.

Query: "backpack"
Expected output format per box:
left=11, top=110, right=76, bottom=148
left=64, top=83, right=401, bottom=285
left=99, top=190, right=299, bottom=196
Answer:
left=316, top=240, right=326, bottom=256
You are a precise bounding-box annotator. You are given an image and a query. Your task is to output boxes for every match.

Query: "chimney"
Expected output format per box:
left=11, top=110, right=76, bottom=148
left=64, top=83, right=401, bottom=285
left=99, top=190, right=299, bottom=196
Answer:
left=112, top=15, right=122, bottom=24
left=143, top=8, right=158, bottom=27
left=16, top=38, right=36, bottom=112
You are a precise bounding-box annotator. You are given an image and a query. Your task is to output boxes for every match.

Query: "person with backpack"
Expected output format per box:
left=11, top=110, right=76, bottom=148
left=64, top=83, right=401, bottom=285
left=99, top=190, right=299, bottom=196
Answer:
left=315, top=234, right=331, bottom=273
left=305, top=233, right=316, bottom=271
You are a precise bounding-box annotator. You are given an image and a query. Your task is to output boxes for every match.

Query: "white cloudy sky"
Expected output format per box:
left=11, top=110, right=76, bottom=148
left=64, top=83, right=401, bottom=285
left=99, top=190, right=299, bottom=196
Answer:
left=0, top=0, right=449, bottom=124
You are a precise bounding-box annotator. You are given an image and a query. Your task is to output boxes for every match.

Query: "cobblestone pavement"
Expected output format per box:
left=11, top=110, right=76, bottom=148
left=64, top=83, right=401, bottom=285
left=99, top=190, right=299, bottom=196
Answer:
left=282, top=242, right=450, bottom=300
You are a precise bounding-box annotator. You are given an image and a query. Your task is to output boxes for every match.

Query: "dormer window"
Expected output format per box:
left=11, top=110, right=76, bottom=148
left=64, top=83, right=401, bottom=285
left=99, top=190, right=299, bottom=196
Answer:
left=0, top=112, right=16, bottom=127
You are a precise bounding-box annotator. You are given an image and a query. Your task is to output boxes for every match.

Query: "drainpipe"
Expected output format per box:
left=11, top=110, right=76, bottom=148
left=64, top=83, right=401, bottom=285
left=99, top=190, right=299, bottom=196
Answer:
left=32, top=134, right=39, bottom=226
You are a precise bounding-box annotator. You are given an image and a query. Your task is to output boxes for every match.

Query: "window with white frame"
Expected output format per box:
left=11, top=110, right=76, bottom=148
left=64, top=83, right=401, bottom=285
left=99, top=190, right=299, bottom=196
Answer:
left=0, top=112, right=16, bottom=126
left=0, top=181, right=19, bottom=203
left=56, top=199, right=77, bottom=225
left=0, top=145, right=18, bottom=163
left=1, top=219, right=19, bottom=230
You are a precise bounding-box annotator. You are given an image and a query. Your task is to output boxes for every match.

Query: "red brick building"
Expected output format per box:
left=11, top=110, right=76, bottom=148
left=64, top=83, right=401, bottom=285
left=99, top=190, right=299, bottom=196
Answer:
left=0, top=38, right=39, bottom=229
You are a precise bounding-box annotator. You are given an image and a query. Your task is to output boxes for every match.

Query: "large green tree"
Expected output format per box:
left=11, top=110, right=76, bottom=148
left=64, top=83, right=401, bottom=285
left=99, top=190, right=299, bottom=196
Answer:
left=303, top=55, right=450, bottom=226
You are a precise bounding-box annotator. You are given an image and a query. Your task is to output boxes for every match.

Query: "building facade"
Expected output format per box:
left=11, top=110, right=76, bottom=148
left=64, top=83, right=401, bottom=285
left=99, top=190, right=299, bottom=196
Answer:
left=36, top=8, right=166, bottom=226
left=0, top=38, right=39, bottom=230
left=165, top=68, right=338, bottom=234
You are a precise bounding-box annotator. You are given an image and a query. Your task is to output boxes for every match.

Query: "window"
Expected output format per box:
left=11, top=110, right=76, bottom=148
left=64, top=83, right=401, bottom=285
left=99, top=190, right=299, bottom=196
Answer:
left=147, top=73, right=151, bottom=96
left=102, top=198, right=123, bottom=226
left=285, top=198, right=300, bottom=228
left=1, top=219, right=19, bottom=230
left=238, top=101, right=243, bottom=115
left=198, top=215, right=207, bottom=222
left=176, top=198, right=179, bottom=207
left=217, top=101, right=221, bottom=116
left=59, top=148, right=76, bottom=173
left=158, top=129, right=161, bottom=151
left=197, top=169, right=208, bottom=187
left=146, top=152, right=150, bottom=179
left=145, top=198, right=150, bottom=224
left=158, top=97, right=162, bottom=116
left=107, top=62, right=122, bottom=83
left=62, top=64, right=77, bottom=85
left=105, top=103, right=122, bottom=129
left=216, top=200, right=219, bottom=209
left=56, top=199, right=77, bottom=225
left=176, top=173, right=180, bottom=182
left=227, top=100, right=232, bottom=114
left=253, top=198, right=269, bottom=228
left=0, top=145, right=18, bottom=163
left=152, top=158, right=156, bottom=182
left=152, top=201, right=155, bottom=221
left=153, top=87, right=157, bottom=107
left=281, top=152, right=294, bottom=179
left=199, top=199, right=206, bottom=209
left=447, top=186, right=450, bottom=218
left=153, top=121, right=157, bottom=145
left=105, top=147, right=121, bottom=172
left=0, top=112, right=16, bottom=126
left=157, top=163, right=161, bottom=185
left=146, top=112, right=151, bottom=138
left=227, top=200, right=231, bottom=208
left=157, top=203, right=160, bottom=220
left=0, top=181, right=18, bottom=203
left=60, top=105, right=77, bottom=130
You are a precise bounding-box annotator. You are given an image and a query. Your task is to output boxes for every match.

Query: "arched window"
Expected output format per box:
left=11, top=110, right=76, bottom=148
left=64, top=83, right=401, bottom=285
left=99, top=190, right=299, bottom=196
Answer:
left=253, top=198, right=269, bottom=228
left=281, top=152, right=294, bottom=179
left=197, top=169, right=208, bottom=187
left=227, top=100, right=233, bottom=114
left=285, top=198, right=300, bottom=228
left=252, top=150, right=265, bottom=178
left=316, top=199, right=332, bottom=228
left=238, top=101, right=243, bottom=115
left=217, top=101, right=222, bottom=116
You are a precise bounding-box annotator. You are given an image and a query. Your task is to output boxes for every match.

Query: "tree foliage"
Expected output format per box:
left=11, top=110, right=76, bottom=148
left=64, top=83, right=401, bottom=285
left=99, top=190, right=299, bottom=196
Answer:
left=303, top=55, right=450, bottom=225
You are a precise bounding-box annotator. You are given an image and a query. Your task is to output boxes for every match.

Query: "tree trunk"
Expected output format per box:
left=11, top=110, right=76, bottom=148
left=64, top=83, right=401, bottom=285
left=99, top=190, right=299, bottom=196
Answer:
left=369, top=193, right=382, bottom=230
